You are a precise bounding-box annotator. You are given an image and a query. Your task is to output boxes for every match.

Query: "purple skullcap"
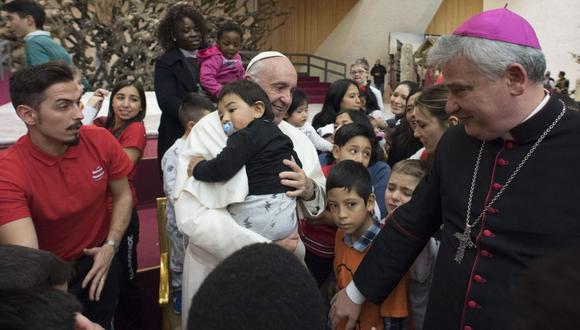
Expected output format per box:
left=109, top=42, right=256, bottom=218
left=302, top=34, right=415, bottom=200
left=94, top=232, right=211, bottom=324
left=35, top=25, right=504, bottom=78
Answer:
left=453, top=8, right=541, bottom=49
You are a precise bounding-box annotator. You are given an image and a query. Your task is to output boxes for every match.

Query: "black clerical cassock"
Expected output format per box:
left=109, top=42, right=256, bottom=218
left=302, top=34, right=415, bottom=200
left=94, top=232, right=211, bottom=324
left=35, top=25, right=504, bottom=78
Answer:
left=354, top=95, right=580, bottom=330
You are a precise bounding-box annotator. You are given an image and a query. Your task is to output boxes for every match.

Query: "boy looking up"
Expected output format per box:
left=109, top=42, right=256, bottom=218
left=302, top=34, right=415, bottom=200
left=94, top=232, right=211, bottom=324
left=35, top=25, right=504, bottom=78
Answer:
left=327, top=160, right=382, bottom=330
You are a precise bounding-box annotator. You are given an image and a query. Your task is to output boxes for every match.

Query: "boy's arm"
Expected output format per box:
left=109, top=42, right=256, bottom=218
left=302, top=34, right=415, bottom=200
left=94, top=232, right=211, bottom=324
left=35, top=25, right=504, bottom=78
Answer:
left=192, top=132, right=252, bottom=182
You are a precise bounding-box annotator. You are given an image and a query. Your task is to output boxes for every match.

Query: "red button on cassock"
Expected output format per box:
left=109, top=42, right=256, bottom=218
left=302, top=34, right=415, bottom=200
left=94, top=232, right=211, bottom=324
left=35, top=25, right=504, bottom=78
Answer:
left=505, top=141, right=515, bottom=149
left=487, top=207, right=498, bottom=214
left=483, top=229, right=493, bottom=237
left=497, top=159, right=509, bottom=166
left=468, top=300, right=478, bottom=308
left=492, top=183, right=503, bottom=190
left=474, top=275, right=486, bottom=283
left=464, top=326, right=473, bottom=330
left=480, top=250, right=490, bottom=257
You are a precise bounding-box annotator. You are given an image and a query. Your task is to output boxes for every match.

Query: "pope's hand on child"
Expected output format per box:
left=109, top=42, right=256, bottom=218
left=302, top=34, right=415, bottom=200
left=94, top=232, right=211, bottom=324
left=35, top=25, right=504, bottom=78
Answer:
left=188, top=156, right=205, bottom=177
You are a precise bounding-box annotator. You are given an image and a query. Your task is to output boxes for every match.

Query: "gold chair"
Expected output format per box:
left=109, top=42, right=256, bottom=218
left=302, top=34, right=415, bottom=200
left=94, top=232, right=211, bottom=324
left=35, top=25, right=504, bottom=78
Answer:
left=156, top=197, right=181, bottom=330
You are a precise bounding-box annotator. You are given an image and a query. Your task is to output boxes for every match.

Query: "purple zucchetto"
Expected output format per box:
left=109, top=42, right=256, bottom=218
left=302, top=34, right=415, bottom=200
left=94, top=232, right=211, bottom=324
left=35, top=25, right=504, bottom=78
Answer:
left=453, top=8, right=541, bottom=49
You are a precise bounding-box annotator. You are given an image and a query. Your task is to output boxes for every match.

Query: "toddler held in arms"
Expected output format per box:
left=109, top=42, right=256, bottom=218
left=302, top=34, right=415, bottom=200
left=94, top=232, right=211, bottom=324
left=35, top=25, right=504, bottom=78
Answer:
left=190, top=80, right=302, bottom=241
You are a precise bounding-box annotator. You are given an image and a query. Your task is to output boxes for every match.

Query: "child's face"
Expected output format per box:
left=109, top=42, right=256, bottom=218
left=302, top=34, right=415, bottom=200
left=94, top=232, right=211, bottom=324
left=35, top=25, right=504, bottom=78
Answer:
left=340, top=84, right=361, bottom=111
left=332, top=136, right=372, bottom=168
left=286, top=101, right=308, bottom=127
left=327, top=187, right=375, bottom=240
left=112, top=85, right=142, bottom=124
left=218, top=31, right=241, bottom=60
left=385, top=172, right=420, bottom=214
left=334, top=112, right=352, bottom=133
left=218, top=94, right=263, bottom=131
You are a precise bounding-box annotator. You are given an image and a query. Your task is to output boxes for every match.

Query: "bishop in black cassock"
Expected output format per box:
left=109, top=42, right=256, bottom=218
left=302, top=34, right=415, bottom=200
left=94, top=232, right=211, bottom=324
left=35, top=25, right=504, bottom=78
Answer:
left=330, top=8, right=580, bottom=330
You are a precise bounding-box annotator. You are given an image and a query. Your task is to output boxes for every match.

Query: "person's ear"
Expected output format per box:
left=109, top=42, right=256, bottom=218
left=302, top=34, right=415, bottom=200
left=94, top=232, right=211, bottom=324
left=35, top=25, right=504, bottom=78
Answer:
left=366, top=193, right=376, bottom=212
left=505, top=63, right=527, bottom=96
left=187, top=120, right=196, bottom=129
left=448, top=115, right=459, bottom=127
left=16, top=105, right=38, bottom=126
left=331, top=144, right=341, bottom=160
left=252, top=101, right=265, bottom=118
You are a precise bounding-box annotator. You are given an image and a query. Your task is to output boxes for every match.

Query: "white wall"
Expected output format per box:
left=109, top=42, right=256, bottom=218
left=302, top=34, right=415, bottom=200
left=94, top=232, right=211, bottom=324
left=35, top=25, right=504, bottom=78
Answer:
left=314, top=0, right=442, bottom=80
left=485, top=0, right=580, bottom=95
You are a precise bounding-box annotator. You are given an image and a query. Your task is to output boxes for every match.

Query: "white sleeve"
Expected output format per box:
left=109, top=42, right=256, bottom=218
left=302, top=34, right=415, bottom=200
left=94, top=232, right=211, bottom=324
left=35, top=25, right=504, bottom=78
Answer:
left=81, top=105, right=98, bottom=125
left=346, top=281, right=366, bottom=305
left=304, top=123, right=333, bottom=152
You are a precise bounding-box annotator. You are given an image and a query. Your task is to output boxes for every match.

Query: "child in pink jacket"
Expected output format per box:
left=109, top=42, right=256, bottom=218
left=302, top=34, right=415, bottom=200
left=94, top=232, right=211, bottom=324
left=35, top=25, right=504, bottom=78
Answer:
left=198, top=22, right=245, bottom=100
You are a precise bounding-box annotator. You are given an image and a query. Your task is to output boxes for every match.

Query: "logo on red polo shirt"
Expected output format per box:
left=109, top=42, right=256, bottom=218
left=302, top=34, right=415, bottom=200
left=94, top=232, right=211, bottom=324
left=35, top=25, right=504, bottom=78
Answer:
left=92, top=166, right=104, bottom=181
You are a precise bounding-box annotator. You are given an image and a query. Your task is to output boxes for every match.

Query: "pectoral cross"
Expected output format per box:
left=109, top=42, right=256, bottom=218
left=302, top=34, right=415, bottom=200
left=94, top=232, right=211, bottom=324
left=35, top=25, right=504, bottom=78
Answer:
left=454, top=225, right=476, bottom=264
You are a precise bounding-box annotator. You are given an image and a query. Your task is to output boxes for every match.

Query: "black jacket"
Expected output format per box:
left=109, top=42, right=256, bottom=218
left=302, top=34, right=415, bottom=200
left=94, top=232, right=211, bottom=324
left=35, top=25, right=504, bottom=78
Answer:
left=355, top=95, right=580, bottom=329
left=154, top=48, right=200, bottom=162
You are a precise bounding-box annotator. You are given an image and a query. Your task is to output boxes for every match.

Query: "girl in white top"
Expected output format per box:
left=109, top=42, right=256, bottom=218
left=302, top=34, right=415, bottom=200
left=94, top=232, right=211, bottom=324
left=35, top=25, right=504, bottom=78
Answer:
left=284, top=89, right=333, bottom=152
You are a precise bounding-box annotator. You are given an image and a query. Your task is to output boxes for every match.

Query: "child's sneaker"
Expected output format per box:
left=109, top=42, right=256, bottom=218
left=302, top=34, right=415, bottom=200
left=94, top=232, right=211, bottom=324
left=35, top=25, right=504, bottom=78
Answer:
left=172, top=290, right=182, bottom=315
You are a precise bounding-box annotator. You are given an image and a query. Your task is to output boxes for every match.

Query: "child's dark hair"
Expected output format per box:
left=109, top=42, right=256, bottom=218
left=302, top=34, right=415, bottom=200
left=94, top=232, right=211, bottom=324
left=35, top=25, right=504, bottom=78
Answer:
left=2, top=0, right=45, bottom=29
left=286, top=89, right=308, bottom=118
left=0, top=244, right=73, bottom=292
left=106, top=79, right=147, bottom=138
left=335, top=110, right=384, bottom=163
left=218, top=80, right=274, bottom=121
left=188, top=244, right=325, bottom=330
left=0, top=288, right=83, bottom=330
left=217, top=22, right=243, bottom=41
left=326, top=159, right=373, bottom=202
left=391, top=159, right=427, bottom=181
left=334, top=123, right=375, bottom=150
left=178, top=93, right=216, bottom=128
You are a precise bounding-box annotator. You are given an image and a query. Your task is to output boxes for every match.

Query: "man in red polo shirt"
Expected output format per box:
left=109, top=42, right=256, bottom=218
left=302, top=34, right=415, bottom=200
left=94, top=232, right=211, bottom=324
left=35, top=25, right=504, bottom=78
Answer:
left=0, top=62, right=133, bottom=329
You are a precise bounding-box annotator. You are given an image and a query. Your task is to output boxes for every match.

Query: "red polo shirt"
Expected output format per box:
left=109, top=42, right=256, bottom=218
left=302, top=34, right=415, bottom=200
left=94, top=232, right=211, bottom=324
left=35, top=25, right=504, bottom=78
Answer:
left=0, top=126, right=132, bottom=261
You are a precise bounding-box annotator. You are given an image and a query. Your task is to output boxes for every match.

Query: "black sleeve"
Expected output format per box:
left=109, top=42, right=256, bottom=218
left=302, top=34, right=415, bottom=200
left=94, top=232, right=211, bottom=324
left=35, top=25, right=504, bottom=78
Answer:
left=192, top=131, right=253, bottom=182
left=154, top=59, right=182, bottom=120
left=353, top=146, right=443, bottom=304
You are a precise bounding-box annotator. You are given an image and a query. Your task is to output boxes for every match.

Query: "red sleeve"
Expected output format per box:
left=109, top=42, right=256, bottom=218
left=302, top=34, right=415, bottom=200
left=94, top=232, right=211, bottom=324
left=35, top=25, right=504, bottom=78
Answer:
left=322, top=164, right=334, bottom=177
left=0, top=164, right=30, bottom=224
left=100, top=129, right=133, bottom=181
left=118, top=122, right=147, bottom=153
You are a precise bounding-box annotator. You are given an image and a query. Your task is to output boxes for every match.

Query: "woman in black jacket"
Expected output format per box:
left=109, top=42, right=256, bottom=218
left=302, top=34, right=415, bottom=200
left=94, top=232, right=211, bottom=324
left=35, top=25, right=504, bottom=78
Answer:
left=154, top=3, right=208, bottom=165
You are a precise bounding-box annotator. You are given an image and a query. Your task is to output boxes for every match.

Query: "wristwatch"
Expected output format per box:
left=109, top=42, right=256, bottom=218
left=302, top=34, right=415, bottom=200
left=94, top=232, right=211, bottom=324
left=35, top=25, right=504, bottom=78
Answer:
left=104, top=239, right=117, bottom=250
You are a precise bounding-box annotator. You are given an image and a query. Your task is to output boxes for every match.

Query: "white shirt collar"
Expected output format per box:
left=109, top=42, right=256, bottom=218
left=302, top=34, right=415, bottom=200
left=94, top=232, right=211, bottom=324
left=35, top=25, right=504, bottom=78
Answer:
left=24, top=30, right=50, bottom=41
left=502, top=91, right=551, bottom=140
left=179, top=48, right=196, bottom=58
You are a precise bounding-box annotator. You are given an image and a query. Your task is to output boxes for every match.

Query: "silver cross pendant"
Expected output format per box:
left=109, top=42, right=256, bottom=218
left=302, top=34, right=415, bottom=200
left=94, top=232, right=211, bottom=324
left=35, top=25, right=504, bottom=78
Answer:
left=454, top=224, right=476, bottom=264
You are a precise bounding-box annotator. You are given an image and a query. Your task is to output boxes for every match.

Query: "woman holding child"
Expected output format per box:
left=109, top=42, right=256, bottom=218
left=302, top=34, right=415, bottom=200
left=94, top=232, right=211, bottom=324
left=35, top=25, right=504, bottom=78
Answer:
left=154, top=3, right=208, bottom=164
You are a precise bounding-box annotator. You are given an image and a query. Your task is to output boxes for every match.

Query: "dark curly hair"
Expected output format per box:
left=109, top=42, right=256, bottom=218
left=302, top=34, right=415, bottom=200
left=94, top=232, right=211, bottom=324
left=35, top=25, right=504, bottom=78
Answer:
left=157, top=2, right=208, bottom=51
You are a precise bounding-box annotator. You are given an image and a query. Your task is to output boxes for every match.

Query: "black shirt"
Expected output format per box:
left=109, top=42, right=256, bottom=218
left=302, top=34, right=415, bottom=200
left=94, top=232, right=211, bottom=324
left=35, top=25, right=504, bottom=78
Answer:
left=193, top=119, right=301, bottom=195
